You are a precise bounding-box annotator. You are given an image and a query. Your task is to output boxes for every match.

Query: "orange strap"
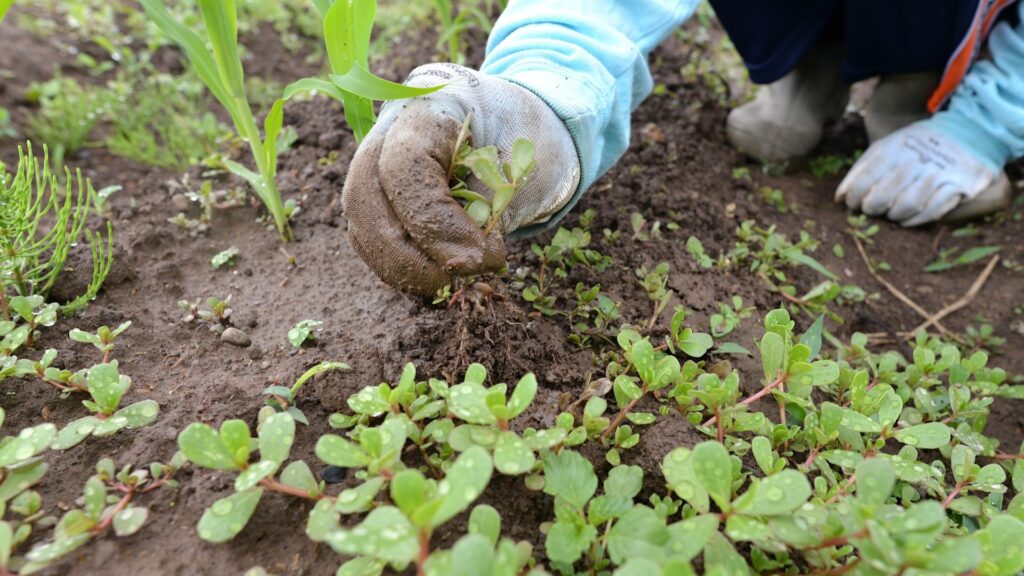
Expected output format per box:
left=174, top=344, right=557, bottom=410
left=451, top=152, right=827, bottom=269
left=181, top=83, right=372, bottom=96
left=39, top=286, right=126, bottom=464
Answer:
left=928, top=0, right=1017, bottom=112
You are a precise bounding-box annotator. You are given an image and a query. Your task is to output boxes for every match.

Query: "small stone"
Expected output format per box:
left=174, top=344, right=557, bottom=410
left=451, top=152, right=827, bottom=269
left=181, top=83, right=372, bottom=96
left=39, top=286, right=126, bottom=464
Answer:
left=260, top=361, right=271, bottom=370
left=320, top=466, right=347, bottom=484
left=171, top=193, right=191, bottom=212
left=220, top=327, right=251, bottom=348
left=248, top=346, right=263, bottom=360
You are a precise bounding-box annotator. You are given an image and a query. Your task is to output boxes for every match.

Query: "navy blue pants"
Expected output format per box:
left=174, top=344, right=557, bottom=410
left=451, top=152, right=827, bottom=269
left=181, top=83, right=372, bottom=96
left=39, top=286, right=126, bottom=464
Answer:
left=708, top=0, right=986, bottom=84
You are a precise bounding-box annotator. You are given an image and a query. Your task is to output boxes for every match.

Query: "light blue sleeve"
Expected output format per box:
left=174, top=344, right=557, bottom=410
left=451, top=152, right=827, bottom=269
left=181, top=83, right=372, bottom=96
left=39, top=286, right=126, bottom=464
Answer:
left=480, top=0, right=700, bottom=235
left=929, top=2, right=1024, bottom=172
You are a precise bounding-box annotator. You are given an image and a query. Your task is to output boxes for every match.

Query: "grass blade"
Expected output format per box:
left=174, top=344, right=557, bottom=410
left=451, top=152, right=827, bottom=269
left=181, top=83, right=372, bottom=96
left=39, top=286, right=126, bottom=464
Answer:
left=323, top=0, right=356, bottom=75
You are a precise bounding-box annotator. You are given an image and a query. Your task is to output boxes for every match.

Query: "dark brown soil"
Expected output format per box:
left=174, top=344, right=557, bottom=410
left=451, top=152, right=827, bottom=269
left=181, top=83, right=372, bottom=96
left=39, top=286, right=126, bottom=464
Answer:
left=1, top=9, right=1022, bottom=576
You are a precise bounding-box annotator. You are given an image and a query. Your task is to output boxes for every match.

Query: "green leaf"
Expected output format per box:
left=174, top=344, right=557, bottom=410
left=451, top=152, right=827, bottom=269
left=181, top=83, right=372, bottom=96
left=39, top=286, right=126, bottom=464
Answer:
left=0, top=461, right=48, bottom=504
left=605, top=465, right=644, bottom=500
left=330, top=66, right=444, bottom=101
left=975, top=515, right=1024, bottom=575
left=390, top=469, right=428, bottom=518
left=258, top=412, right=295, bottom=464
left=508, top=138, right=536, bottom=183
left=468, top=505, right=502, bottom=546
left=0, top=521, right=11, bottom=567
left=739, top=470, right=810, bottom=516
left=494, top=431, right=535, bottom=475
left=665, top=514, right=719, bottom=562
left=449, top=533, right=496, bottom=576
left=280, top=461, right=320, bottom=498
left=856, top=458, right=895, bottom=505
left=678, top=330, right=714, bottom=358
left=316, top=434, right=369, bottom=468
left=606, top=506, right=669, bottom=565
left=22, top=533, right=92, bottom=568
left=86, top=362, right=130, bottom=415
left=325, top=506, right=419, bottom=568
left=112, top=507, right=148, bottom=537
left=305, top=499, right=338, bottom=543
left=920, top=536, right=983, bottom=574
left=759, top=331, right=785, bottom=383
left=177, top=423, right=241, bottom=471
left=506, top=374, right=537, bottom=420
left=112, top=400, right=160, bottom=428
left=448, top=381, right=497, bottom=426
left=798, top=315, right=825, bottom=359
left=430, top=446, right=492, bottom=528
left=545, top=520, right=596, bottom=565
left=0, top=424, right=56, bottom=467
left=197, top=489, right=263, bottom=543
left=702, top=531, right=749, bottom=575
left=894, top=422, right=951, bottom=449
left=50, top=417, right=102, bottom=451
left=661, top=448, right=710, bottom=513
left=335, top=477, right=386, bottom=514
left=691, top=442, right=733, bottom=511
left=323, top=0, right=355, bottom=75
left=542, top=450, right=597, bottom=510
left=235, top=460, right=279, bottom=491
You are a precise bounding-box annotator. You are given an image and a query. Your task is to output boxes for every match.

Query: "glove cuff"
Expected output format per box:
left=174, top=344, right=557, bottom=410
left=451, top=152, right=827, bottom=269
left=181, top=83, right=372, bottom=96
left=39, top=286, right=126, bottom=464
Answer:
left=487, top=66, right=596, bottom=238
left=927, top=111, right=1013, bottom=173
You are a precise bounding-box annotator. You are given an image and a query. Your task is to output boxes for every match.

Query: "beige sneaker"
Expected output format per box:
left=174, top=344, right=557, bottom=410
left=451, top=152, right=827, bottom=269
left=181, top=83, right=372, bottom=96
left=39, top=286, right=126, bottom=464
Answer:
left=727, top=38, right=849, bottom=163
left=863, top=72, right=941, bottom=142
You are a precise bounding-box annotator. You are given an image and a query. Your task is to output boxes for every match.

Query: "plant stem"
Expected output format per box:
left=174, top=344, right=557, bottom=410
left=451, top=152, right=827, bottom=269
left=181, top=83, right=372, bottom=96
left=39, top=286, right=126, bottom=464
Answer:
left=602, top=384, right=647, bottom=441
left=0, top=288, right=9, bottom=321
left=93, top=486, right=135, bottom=534
left=942, top=480, right=967, bottom=508
left=259, top=478, right=331, bottom=502
left=704, top=373, right=786, bottom=427
left=417, top=529, right=431, bottom=576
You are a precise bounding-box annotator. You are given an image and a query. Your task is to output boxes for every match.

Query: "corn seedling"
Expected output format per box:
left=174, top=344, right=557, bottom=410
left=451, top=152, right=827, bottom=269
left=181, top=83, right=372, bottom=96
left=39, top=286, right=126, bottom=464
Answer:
left=283, top=0, right=445, bottom=143
left=140, top=0, right=295, bottom=240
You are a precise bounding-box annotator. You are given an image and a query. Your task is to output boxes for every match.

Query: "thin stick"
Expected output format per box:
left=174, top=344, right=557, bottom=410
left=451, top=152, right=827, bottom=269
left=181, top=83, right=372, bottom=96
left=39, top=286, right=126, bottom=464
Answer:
left=909, top=255, right=999, bottom=335
left=852, top=236, right=953, bottom=338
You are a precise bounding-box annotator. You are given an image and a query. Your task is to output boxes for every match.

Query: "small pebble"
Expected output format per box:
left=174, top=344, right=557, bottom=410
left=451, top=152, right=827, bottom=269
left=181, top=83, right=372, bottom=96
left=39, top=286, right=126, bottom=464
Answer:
left=220, top=327, right=251, bottom=348
left=248, top=346, right=263, bottom=360
left=321, top=466, right=347, bottom=484
left=171, top=193, right=191, bottom=212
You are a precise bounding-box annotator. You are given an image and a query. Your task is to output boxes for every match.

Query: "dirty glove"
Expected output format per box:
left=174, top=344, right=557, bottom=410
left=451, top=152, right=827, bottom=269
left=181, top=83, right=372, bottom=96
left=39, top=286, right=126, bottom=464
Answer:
left=835, top=123, right=1001, bottom=227
left=342, top=63, right=580, bottom=296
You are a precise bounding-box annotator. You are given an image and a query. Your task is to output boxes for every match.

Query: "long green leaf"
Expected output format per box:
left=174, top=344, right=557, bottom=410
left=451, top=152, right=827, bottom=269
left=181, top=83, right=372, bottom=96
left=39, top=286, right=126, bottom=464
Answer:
left=323, top=0, right=355, bottom=75
left=0, top=0, right=15, bottom=23
left=283, top=77, right=348, bottom=101
left=330, top=67, right=444, bottom=101
left=137, top=0, right=233, bottom=115
left=263, top=99, right=285, bottom=176
left=352, top=0, right=377, bottom=67
left=312, top=0, right=334, bottom=18
left=197, top=0, right=246, bottom=97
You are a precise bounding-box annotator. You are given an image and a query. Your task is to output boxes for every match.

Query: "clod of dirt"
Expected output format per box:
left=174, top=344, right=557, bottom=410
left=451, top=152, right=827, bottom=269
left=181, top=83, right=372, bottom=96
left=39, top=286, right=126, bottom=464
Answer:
left=313, top=346, right=384, bottom=412
left=320, top=466, right=347, bottom=484
left=220, top=327, right=252, bottom=347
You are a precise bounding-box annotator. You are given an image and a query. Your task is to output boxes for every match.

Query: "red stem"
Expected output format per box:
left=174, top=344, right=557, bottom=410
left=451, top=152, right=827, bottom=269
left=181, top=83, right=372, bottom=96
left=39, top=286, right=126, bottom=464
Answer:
left=942, top=480, right=966, bottom=509
left=704, top=374, right=786, bottom=427
left=602, top=384, right=648, bottom=441
left=416, top=530, right=431, bottom=576
left=93, top=487, right=135, bottom=534
left=259, top=478, right=332, bottom=502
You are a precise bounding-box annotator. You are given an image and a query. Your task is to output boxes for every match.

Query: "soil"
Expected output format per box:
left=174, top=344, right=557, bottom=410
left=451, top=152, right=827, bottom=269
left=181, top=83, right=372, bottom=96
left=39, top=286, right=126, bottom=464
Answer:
left=2, top=8, right=1023, bottom=576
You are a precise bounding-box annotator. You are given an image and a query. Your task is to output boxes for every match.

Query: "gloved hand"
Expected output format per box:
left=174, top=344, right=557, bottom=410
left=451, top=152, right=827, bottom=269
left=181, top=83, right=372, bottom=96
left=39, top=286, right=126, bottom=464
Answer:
left=342, top=63, right=580, bottom=296
left=835, top=123, right=1000, bottom=227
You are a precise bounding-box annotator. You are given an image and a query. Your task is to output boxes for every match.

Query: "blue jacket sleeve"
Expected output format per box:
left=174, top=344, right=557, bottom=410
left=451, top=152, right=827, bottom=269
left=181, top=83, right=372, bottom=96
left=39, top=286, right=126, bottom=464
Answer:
left=929, top=2, right=1024, bottom=172
left=480, top=0, right=700, bottom=234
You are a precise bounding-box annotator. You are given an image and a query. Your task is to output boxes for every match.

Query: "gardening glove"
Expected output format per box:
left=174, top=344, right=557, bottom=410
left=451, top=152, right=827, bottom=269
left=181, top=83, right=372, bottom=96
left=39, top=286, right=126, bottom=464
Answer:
left=835, top=123, right=1004, bottom=227
left=342, top=63, right=580, bottom=296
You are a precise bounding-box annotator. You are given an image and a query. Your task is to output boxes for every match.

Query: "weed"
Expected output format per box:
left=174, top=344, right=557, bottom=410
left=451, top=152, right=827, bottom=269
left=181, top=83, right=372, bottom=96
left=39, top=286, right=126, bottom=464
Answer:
left=1, top=143, right=113, bottom=317
left=211, top=247, right=240, bottom=269
left=179, top=295, right=233, bottom=333
left=432, top=0, right=504, bottom=64
left=25, top=75, right=111, bottom=168
left=924, top=245, right=1001, bottom=273
left=106, top=73, right=226, bottom=171
left=263, top=361, right=349, bottom=425
left=288, top=319, right=322, bottom=348
left=710, top=296, right=755, bottom=337
left=69, top=321, right=131, bottom=363
left=686, top=236, right=714, bottom=269
left=809, top=153, right=857, bottom=177
left=636, top=262, right=672, bottom=331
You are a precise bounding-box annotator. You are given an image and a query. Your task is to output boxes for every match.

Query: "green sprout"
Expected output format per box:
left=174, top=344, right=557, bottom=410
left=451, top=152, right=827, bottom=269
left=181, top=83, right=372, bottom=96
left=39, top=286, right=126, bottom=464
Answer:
left=287, top=319, right=322, bottom=348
